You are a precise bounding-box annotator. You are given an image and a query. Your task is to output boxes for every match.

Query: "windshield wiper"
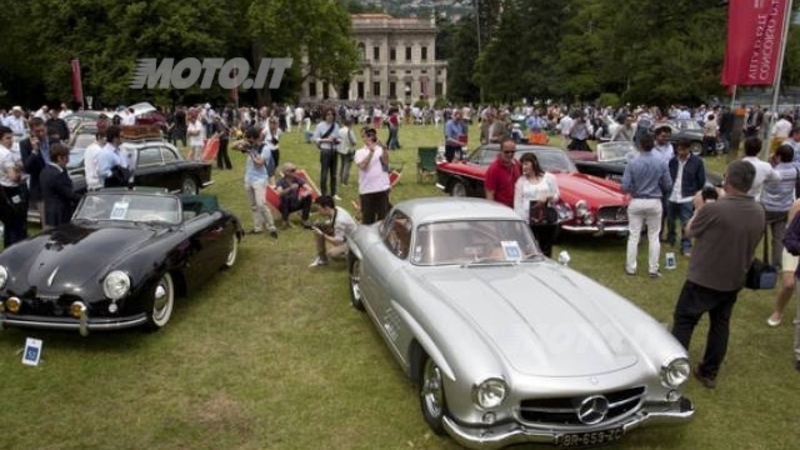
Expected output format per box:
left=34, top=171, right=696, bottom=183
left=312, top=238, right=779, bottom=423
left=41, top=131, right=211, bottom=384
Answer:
left=461, top=258, right=517, bottom=268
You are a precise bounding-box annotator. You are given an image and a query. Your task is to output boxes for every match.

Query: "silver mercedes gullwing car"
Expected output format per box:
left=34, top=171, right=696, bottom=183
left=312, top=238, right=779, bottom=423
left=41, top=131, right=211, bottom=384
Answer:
left=346, top=197, right=694, bottom=450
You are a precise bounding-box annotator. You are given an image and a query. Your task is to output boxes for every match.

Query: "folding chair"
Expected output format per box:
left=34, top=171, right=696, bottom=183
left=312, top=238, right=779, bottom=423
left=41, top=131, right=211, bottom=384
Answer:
left=417, top=147, right=439, bottom=183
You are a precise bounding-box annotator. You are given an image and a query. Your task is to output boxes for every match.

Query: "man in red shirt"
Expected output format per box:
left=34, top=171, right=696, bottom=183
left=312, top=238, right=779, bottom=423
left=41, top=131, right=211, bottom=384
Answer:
left=485, top=138, right=520, bottom=208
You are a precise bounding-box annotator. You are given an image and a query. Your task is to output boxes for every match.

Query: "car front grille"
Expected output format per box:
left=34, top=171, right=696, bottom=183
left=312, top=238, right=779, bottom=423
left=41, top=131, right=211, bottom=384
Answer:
left=21, top=294, right=84, bottom=317
left=519, top=386, right=646, bottom=426
left=597, top=206, right=627, bottom=223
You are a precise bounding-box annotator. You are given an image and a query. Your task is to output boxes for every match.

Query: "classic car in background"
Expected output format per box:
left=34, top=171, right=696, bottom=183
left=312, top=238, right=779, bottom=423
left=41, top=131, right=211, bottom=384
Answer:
left=436, top=144, right=629, bottom=236
left=73, top=126, right=213, bottom=195
left=569, top=141, right=637, bottom=182
left=346, top=197, right=694, bottom=449
left=569, top=141, right=724, bottom=186
left=657, top=119, right=725, bottom=156
left=2, top=189, right=243, bottom=335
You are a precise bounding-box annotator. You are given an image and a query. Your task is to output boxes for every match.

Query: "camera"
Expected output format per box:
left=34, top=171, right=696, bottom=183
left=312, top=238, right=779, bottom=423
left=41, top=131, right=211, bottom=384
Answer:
left=701, top=185, right=719, bottom=202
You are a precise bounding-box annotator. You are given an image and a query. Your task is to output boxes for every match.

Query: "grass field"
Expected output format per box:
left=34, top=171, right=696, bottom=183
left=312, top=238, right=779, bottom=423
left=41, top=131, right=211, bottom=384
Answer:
left=1, top=123, right=797, bottom=450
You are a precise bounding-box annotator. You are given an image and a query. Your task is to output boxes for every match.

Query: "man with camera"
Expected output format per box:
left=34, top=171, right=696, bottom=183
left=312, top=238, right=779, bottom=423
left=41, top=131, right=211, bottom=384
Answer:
left=237, top=127, right=278, bottom=238
left=312, top=108, right=340, bottom=199
left=309, top=195, right=357, bottom=268
left=671, top=160, right=765, bottom=388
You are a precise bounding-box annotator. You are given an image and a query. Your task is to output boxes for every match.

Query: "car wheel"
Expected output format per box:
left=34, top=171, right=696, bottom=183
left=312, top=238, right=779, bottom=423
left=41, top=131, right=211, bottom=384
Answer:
left=348, top=252, right=365, bottom=311
left=450, top=180, right=467, bottom=197
left=223, top=233, right=238, bottom=269
left=181, top=176, right=199, bottom=195
left=146, top=272, right=175, bottom=330
left=689, top=141, right=704, bottom=156
left=419, top=354, right=447, bottom=436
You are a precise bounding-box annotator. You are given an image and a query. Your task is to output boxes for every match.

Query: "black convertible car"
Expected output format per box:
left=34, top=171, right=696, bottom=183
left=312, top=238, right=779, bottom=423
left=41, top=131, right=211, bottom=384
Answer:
left=1, top=189, right=243, bottom=335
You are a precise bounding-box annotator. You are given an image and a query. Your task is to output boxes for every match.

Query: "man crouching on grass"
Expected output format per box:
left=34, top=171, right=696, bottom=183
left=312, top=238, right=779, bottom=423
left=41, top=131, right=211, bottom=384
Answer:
left=309, top=195, right=358, bottom=268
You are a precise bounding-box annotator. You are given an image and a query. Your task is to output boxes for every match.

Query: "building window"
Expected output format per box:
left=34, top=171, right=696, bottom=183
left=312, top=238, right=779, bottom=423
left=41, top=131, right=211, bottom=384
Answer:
left=373, top=70, right=380, bottom=76
left=309, top=82, right=317, bottom=97
left=322, top=82, right=329, bottom=100
left=357, top=82, right=364, bottom=99
left=435, top=82, right=443, bottom=96
left=405, top=46, right=412, bottom=61
left=421, top=69, right=427, bottom=74
left=405, top=70, right=412, bottom=75
left=373, top=46, right=380, bottom=61
left=389, top=82, right=396, bottom=98
left=373, top=81, right=381, bottom=97
left=390, top=70, right=396, bottom=75
left=421, top=46, right=428, bottom=61
left=390, top=47, right=396, bottom=61
left=358, top=43, right=366, bottom=60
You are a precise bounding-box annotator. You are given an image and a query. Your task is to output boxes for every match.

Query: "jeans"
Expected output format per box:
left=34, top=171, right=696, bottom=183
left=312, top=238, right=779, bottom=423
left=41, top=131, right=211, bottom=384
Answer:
left=360, top=190, right=390, bottom=225
left=626, top=198, right=662, bottom=274
left=217, top=139, right=232, bottom=169
left=444, top=145, right=463, bottom=162
left=319, top=149, right=338, bottom=196
left=339, top=152, right=353, bottom=185
left=244, top=180, right=276, bottom=232
left=279, top=194, right=311, bottom=222
left=672, top=281, right=739, bottom=379
left=666, top=201, right=694, bottom=254
left=387, top=126, right=400, bottom=150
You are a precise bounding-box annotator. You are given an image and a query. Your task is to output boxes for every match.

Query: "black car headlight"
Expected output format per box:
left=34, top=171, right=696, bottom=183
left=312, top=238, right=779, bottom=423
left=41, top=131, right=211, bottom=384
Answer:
left=103, top=271, right=131, bottom=301
left=473, top=378, right=508, bottom=409
left=661, top=357, right=691, bottom=388
left=0, top=265, right=7, bottom=289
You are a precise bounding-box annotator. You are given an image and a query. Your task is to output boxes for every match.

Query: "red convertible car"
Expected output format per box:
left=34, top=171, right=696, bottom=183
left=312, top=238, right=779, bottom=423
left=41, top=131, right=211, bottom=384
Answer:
left=435, top=144, right=630, bottom=236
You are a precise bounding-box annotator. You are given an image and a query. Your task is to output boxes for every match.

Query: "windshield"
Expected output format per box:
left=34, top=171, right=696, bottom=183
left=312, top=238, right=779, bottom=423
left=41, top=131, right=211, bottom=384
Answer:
left=412, top=219, right=539, bottom=266
left=473, top=147, right=576, bottom=173
left=596, top=142, right=636, bottom=162
left=74, top=193, right=181, bottom=224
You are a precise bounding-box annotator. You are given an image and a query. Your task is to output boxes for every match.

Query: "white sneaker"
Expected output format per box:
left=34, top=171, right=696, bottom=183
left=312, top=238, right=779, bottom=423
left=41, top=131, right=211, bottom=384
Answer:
left=333, top=195, right=342, bottom=201
left=309, top=257, right=328, bottom=268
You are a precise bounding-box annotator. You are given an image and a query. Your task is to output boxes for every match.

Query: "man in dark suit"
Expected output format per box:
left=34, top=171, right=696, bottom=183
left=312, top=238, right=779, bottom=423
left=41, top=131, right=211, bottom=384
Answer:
left=19, top=117, right=51, bottom=220
left=40, top=143, right=81, bottom=229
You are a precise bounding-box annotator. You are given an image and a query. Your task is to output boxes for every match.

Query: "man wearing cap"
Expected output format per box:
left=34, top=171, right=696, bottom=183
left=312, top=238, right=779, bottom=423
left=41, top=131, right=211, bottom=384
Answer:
left=4, top=107, right=26, bottom=138
left=275, top=162, right=312, bottom=229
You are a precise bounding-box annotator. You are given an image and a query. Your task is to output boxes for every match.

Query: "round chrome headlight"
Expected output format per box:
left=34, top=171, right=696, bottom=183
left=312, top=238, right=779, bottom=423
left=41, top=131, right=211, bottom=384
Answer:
left=575, top=200, right=589, bottom=217
left=0, top=265, right=8, bottom=289
left=473, top=378, right=508, bottom=409
left=661, top=357, right=691, bottom=388
left=103, top=271, right=131, bottom=301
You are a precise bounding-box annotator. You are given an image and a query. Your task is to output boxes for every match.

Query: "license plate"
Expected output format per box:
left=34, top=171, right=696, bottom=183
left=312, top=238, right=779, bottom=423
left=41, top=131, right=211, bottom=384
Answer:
left=557, top=427, right=624, bottom=447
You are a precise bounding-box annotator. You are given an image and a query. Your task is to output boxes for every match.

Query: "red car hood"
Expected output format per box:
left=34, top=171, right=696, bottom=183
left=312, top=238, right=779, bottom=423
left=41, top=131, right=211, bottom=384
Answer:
left=554, top=173, right=627, bottom=207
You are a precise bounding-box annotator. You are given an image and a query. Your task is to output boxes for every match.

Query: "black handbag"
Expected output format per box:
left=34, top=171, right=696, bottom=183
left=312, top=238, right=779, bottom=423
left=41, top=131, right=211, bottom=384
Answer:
left=745, top=229, right=778, bottom=290
left=529, top=200, right=558, bottom=226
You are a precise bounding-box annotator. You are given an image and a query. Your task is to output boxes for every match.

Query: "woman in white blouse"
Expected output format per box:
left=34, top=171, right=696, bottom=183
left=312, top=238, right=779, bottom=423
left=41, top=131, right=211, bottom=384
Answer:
left=513, top=152, right=560, bottom=257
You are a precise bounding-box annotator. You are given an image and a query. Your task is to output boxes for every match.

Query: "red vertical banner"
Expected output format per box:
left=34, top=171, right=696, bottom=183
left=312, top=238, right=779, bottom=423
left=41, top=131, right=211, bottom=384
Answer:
left=71, top=59, right=84, bottom=105
left=721, top=0, right=791, bottom=86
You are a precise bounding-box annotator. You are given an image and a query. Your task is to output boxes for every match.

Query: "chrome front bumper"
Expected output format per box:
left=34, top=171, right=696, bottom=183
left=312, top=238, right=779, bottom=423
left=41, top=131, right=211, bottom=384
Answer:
left=0, top=313, right=148, bottom=336
left=443, top=397, right=694, bottom=450
left=561, top=224, right=629, bottom=236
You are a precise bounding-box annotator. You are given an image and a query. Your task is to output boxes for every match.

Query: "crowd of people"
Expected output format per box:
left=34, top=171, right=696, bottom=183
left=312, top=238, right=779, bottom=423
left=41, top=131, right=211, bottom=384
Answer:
left=4, top=98, right=800, bottom=384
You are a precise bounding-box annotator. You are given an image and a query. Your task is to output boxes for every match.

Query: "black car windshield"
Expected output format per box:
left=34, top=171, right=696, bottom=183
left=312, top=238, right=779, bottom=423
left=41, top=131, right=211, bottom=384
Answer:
left=74, top=193, right=181, bottom=224
left=411, top=219, right=540, bottom=266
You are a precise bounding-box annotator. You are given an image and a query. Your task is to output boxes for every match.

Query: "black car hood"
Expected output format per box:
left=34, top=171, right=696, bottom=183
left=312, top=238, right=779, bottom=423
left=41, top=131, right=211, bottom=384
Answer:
left=15, top=224, right=162, bottom=294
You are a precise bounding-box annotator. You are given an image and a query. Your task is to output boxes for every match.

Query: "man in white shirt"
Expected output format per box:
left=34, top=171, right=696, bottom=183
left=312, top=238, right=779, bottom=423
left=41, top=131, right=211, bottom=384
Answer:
left=309, top=195, right=358, bottom=267
left=4, top=106, right=26, bottom=137
left=742, top=136, right=781, bottom=201
left=652, top=125, right=675, bottom=165
left=783, top=125, right=800, bottom=162
left=770, top=113, right=793, bottom=155
left=83, top=129, right=106, bottom=191
left=186, top=109, right=205, bottom=161
left=558, top=113, right=574, bottom=149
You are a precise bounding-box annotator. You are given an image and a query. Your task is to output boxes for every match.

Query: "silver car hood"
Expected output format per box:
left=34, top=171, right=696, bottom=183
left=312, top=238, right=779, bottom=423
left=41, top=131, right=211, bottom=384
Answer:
left=420, top=263, right=641, bottom=377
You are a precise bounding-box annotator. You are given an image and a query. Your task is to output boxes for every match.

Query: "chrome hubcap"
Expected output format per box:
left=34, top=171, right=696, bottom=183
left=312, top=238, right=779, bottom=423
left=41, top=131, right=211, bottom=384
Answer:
left=350, top=261, right=361, bottom=301
left=422, top=361, right=443, bottom=418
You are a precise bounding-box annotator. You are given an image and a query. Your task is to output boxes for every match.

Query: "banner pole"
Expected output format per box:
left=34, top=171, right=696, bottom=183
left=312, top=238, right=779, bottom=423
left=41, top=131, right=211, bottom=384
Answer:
left=764, top=0, right=794, bottom=160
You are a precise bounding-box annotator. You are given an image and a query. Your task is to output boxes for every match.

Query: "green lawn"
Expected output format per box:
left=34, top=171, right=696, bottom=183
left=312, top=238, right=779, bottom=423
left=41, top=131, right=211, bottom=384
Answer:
left=1, top=124, right=797, bottom=450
